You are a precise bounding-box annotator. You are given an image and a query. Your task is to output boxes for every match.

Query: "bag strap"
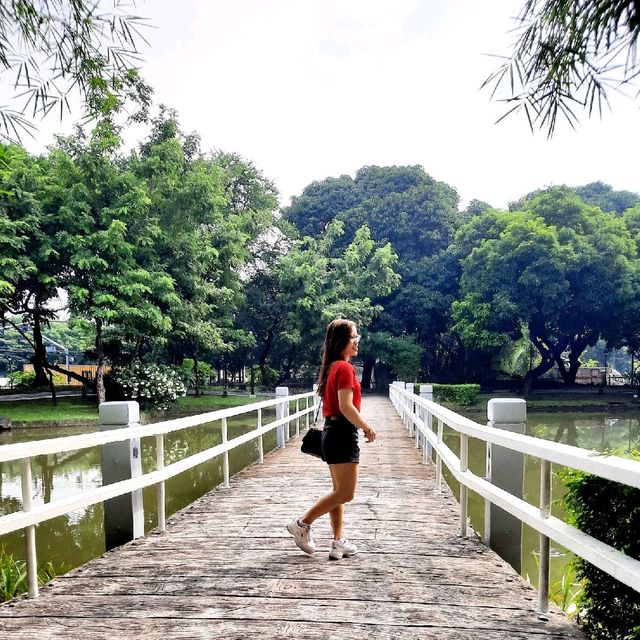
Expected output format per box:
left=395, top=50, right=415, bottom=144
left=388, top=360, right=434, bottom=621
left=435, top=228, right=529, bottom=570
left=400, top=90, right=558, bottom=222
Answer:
left=314, top=402, right=321, bottom=424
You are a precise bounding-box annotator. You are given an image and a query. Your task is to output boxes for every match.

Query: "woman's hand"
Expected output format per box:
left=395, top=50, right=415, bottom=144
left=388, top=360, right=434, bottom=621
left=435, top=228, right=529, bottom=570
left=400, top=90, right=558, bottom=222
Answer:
left=363, top=425, right=377, bottom=443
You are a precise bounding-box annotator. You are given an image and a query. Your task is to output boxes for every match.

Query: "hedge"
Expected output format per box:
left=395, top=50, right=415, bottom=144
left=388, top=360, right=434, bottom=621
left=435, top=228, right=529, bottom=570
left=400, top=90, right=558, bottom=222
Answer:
left=430, top=383, right=480, bottom=406
left=559, top=451, right=640, bottom=639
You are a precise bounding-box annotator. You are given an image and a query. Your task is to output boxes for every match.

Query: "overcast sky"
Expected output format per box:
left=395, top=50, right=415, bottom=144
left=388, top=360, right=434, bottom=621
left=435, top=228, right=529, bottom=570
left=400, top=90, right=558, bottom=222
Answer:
left=22, top=0, right=640, bottom=209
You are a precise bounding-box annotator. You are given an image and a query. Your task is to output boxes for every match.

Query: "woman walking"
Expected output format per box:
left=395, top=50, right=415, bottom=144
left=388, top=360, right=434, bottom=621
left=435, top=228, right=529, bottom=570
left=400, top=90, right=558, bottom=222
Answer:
left=287, top=318, right=377, bottom=559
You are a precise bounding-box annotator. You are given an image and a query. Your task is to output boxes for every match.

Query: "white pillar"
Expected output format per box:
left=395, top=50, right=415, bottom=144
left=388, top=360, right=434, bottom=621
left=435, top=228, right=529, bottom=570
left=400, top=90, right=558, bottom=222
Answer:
left=99, top=401, right=144, bottom=550
left=275, top=386, right=289, bottom=448
left=485, top=398, right=526, bottom=573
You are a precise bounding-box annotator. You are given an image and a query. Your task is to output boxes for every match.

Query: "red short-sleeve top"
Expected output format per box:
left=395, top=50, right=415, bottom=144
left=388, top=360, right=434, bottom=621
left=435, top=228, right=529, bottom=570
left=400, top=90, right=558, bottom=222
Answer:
left=323, top=360, right=361, bottom=417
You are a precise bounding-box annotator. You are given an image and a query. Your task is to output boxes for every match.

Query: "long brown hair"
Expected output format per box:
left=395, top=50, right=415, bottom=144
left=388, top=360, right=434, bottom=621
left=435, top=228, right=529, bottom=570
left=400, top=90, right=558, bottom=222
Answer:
left=316, top=318, right=355, bottom=397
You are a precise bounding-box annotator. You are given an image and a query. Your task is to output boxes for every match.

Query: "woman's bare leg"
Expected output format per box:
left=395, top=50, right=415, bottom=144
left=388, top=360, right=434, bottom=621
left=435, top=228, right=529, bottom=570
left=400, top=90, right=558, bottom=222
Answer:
left=302, top=463, right=358, bottom=528
left=328, top=466, right=344, bottom=540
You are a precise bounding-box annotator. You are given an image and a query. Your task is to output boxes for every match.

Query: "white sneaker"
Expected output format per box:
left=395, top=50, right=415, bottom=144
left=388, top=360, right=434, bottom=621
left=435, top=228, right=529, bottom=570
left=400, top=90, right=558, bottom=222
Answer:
left=286, top=518, right=316, bottom=554
left=329, top=538, right=357, bottom=560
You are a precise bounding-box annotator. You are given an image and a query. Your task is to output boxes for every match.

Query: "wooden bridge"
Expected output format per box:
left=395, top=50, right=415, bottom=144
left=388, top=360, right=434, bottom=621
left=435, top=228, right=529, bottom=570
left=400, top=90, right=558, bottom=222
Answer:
left=0, top=396, right=583, bottom=639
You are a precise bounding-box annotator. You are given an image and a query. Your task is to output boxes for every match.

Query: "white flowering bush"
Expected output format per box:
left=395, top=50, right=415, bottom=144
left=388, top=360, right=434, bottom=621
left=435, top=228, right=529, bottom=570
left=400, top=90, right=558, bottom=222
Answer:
left=109, top=362, right=187, bottom=410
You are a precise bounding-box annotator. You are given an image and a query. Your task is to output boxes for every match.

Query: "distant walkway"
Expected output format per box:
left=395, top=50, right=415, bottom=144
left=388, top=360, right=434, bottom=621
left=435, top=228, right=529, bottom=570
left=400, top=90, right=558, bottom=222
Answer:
left=0, top=396, right=583, bottom=638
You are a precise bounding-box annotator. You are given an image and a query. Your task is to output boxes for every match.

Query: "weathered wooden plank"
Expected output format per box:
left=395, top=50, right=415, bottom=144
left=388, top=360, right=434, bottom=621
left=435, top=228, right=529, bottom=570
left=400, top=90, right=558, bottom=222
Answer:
left=39, top=574, right=537, bottom=606
left=0, top=618, right=579, bottom=640
left=0, top=593, right=575, bottom=635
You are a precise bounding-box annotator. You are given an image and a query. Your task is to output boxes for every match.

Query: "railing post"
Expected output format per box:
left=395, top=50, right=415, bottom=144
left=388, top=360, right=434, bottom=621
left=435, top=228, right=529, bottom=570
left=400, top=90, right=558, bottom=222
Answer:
left=538, top=459, right=552, bottom=612
left=295, top=398, right=300, bottom=436
left=275, top=386, right=289, bottom=448
left=99, top=401, right=144, bottom=551
left=257, top=408, right=264, bottom=463
left=460, top=433, right=469, bottom=537
left=305, top=396, right=309, bottom=429
left=396, top=381, right=405, bottom=425
left=222, top=417, right=230, bottom=487
left=435, top=418, right=443, bottom=491
left=156, top=433, right=166, bottom=533
left=313, top=383, right=320, bottom=423
left=486, top=398, right=526, bottom=573
left=20, top=457, right=38, bottom=598
left=404, top=382, right=415, bottom=436
left=419, top=384, right=433, bottom=459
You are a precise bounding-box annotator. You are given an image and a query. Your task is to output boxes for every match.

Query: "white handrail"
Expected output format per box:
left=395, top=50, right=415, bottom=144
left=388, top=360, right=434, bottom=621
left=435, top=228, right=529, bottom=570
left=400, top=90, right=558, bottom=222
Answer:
left=388, top=384, right=640, bottom=605
left=0, top=392, right=317, bottom=537
left=0, top=391, right=313, bottom=464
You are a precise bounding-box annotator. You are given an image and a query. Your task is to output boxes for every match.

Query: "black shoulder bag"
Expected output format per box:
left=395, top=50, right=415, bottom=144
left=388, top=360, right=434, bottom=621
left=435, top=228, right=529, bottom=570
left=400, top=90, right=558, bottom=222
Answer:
left=301, top=404, right=323, bottom=459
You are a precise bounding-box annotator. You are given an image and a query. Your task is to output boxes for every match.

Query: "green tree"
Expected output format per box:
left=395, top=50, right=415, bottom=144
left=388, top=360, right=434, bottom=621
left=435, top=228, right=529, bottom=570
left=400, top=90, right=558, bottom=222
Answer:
left=133, top=109, right=278, bottom=394
left=53, top=128, right=176, bottom=402
left=0, top=0, right=151, bottom=141
left=485, top=0, right=640, bottom=135
left=242, top=220, right=400, bottom=382
left=283, top=165, right=462, bottom=381
left=0, top=143, right=67, bottom=393
left=452, top=188, right=636, bottom=385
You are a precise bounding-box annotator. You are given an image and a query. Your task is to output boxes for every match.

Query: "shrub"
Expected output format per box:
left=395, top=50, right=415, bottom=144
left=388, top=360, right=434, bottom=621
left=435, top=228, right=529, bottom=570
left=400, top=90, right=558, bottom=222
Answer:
left=559, top=451, right=640, bottom=639
left=0, top=546, right=58, bottom=602
left=7, top=370, right=36, bottom=390
left=107, top=362, right=187, bottom=410
left=430, top=383, right=480, bottom=406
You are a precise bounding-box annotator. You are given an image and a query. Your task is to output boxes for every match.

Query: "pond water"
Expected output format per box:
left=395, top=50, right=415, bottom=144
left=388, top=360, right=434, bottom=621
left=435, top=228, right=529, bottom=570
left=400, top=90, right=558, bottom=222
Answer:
left=1, top=408, right=638, bottom=593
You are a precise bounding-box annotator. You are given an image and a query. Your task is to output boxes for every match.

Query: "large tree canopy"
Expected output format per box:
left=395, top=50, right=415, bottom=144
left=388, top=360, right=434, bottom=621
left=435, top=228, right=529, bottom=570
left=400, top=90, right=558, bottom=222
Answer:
left=283, top=165, right=462, bottom=382
left=452, top=187, right=636, bottom=384
left=486, top=0, right=640, bottom=135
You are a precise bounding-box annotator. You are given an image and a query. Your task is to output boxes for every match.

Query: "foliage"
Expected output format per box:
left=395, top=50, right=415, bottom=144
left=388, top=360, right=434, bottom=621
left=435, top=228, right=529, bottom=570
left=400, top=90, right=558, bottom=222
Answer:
left=108, top=362, right=187, bottom=410
left=559, top=451, right=640, bottom=639
left=485, top=0, right=640, bottom=136
left=431, top=383, right=481, bottom=406
left=452, top=188, right=636, bottom=384
left=359, top=332, right=423, bottom=381
left=241, top=219, right=399, bottom=381
left=0, top=546, right=59, bottom=602
left=178, top=359, right=215, bottom=388
left=0, top=0, right=151, bottom=142
left=282, top=165, right=462, bottom=380
left=7, top=370, right=36, bottom=390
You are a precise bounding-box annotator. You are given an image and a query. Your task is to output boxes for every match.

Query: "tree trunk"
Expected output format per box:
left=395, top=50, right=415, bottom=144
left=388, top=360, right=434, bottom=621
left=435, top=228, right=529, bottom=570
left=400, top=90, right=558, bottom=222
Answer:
left=31, top=313, right=51, bottom=387
left=193, top=355, right=200, bottom=397
left=361, top=357, right=375, bottom=390
left=259, top=328, right=274, bottom=384
left=95, top=318, right=106, bottom=404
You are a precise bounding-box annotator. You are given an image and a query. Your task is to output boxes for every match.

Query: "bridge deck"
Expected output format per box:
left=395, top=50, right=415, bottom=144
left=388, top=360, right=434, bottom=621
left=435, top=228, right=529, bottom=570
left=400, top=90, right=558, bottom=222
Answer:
left=0, top=396, right=583, bottom=639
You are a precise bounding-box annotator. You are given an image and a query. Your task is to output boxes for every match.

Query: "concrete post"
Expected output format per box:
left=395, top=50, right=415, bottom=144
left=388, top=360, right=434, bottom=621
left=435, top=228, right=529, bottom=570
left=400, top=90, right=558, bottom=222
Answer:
left=275, top=386, right=289, bottom=448
left=99, top=401, right=144, bottom=551
left=485, top=398, right=526, bottom=574
left=419, top=384, right=433, bottom=456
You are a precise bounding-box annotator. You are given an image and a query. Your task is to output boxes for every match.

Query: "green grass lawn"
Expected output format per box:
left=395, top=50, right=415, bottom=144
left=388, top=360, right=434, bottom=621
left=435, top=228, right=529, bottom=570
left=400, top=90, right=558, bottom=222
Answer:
left=0, top=393, right=263, bottom=424
left=167, top=394, right=260, bottom=415
left=0, top=397, right=99, bottom=422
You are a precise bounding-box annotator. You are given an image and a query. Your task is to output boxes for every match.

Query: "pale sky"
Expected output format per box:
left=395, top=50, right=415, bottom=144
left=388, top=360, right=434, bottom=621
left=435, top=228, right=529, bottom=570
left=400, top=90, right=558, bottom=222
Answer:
left=19, top=0, right=640, bottom=209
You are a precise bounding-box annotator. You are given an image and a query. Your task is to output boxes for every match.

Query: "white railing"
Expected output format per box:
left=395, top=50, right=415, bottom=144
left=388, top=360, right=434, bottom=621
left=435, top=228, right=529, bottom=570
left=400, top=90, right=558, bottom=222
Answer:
left=0, top=388, right=319, bottom=598
left=389, top=381, right=640, bottom=613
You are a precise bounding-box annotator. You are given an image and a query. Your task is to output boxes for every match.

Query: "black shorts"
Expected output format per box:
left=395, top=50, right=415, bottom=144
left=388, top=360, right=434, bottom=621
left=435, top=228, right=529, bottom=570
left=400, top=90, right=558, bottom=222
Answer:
left=321, top=417, right=360, bottom=464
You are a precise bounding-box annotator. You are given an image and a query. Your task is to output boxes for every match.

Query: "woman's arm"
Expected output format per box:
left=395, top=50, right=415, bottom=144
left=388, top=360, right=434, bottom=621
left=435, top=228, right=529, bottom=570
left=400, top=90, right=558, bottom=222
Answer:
left=337, top=388, right=377, bottom=442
